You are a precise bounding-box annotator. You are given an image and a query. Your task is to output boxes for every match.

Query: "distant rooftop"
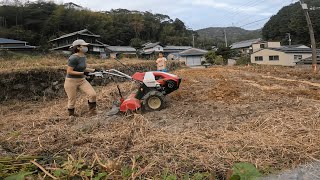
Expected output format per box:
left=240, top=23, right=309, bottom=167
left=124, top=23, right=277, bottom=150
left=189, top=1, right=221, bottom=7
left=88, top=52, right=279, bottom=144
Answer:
left=106, top=46, right=136, bottom=52
left=231, top=38, right=262, bottom=49
left=164, top=46, right=192, bottom=50
left=0, top=38, right=27, bottom=44
left=144, top=42, right=160, bottom=49
left=179, top=48, right=208, bottom=56
left=49, top=29, right=100, bottom=42
left=0, top=45, right=36, bottom=49
left=268, top=47, right=320, bottom=53
left=282, top=44, right=309, bottom=49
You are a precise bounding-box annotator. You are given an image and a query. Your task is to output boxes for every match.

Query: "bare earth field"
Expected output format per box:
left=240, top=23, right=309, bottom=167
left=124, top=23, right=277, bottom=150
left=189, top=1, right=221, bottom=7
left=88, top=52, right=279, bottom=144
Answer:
left=1, top=65, right=320, bottom=179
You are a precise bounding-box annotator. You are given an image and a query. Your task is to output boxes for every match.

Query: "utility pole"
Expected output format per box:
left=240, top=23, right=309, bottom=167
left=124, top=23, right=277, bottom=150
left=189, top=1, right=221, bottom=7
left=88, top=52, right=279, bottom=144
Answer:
left=192, top=34, right=195, bottom=47
left=224, top=29, right=228, bottom=47
left=286, top=33, right=292, bottom=46
left=299, top=0, right=318, bottom=73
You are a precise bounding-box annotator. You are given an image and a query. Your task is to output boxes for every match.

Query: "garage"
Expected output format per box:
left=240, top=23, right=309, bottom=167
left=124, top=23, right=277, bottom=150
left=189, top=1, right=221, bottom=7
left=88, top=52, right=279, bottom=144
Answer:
left=179, top=48, right=208, bottom=66
left=186, top=56, right=202, bottom=66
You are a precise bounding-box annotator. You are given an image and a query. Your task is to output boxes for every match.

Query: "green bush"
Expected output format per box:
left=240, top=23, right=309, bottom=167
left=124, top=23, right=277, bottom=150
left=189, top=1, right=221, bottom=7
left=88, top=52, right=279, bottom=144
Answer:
left=236, top=55, right=251, bottom=65
left=204, top=51, right=216, bottom=64
left=215, top=55, right=224, bottom=65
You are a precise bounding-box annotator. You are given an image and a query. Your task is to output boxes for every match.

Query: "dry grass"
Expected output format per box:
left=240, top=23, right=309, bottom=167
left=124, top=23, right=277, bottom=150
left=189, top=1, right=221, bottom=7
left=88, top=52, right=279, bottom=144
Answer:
left=0, top=54, right=152, bottom=72
left=1, top=65, right=320, bottom=178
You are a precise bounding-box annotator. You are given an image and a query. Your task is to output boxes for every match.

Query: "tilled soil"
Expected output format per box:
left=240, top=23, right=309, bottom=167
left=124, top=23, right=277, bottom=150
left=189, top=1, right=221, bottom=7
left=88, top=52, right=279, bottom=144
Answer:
left=1, top=66, right=320, bottom=177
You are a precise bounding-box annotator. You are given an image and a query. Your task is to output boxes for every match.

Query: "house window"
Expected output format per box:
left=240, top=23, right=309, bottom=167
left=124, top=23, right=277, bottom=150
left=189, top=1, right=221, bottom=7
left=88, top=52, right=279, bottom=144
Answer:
left=294, top=55, right=303, bottom=60
left=269, top=55, right=279, bottom=61
left=158, top=47, right=160, bottom=50
left=93, top=47, right=100, bottom=52
left=255, top=56, right=263, bottom=61
left=260, top=44, right=265, bottom=48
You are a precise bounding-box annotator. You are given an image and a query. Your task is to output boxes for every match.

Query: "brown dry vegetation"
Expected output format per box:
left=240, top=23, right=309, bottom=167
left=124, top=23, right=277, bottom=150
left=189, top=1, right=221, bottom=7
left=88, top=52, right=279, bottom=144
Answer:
left=1, top=64, right=320, bottom=178
left=0, top=55, right=151, bottom=72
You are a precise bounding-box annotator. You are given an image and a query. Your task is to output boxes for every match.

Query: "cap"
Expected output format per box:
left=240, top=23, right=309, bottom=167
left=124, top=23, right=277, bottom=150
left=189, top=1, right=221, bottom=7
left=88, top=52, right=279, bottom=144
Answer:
left=71, top=39, right=90, bottom=48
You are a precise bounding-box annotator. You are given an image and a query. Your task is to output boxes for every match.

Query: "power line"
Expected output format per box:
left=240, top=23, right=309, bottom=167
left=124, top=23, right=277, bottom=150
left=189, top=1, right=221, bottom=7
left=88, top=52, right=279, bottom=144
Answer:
left=234, top=0, right=293, bottom=26
left=239, top=17, right=271, bottom=28
left=214, top=0, right=267, bottom=26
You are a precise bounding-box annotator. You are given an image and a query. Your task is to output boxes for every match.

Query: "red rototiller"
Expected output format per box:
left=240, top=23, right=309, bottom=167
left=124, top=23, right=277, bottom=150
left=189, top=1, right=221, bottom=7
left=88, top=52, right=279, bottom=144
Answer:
left=88, top=69, right=181, bottom=115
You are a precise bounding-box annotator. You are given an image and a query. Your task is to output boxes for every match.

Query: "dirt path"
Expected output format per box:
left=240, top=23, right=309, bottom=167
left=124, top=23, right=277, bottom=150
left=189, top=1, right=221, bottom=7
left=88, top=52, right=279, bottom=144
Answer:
left=262, top=75, right=320, bottom=88
left=1, top=66, right=320, bottom=178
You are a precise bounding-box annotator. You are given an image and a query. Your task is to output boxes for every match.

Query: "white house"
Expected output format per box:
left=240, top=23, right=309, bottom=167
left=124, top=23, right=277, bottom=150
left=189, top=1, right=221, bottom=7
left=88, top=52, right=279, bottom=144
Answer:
left=251, top=47, right=320, bottom=66
left=231, top=38, right=263, bottom=54
left=105, top=46, right=137, bottom=58
left=179, top=48, right=208, bottom=66
left=252, top=41, right=281, bottom=52
left=142, top=42, right=163, bottom=54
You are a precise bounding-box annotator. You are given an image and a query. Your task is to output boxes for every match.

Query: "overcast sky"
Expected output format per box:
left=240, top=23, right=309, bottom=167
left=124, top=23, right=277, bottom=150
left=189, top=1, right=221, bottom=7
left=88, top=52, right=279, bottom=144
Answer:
left=50, top=0, right=297, bottom=30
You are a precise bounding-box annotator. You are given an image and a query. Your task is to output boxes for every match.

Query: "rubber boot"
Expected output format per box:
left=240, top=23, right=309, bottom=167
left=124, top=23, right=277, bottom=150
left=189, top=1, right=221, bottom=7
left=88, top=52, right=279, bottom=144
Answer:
left=88, top=101, right=98, bottom=116
left=68, top=108, right=78, bottom=120
left=68, top=108, right=75, bottom=116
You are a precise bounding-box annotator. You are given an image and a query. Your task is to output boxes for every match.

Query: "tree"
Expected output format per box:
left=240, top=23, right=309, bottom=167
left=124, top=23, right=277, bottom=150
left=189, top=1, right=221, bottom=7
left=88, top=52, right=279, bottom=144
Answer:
left=216, top=47, right=235, bottom=64
left=0, top=1, right=196, bottom=48
left=262, top=0, right=320, bottom=46
left=130, top=38, right=142, bottom=49
left=204, top=51, right=216, bottom=64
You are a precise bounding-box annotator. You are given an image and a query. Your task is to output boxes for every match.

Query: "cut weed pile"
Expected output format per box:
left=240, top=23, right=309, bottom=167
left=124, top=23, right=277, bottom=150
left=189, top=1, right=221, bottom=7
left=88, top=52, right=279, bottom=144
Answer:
left=1, top=65, right=320, bottom=179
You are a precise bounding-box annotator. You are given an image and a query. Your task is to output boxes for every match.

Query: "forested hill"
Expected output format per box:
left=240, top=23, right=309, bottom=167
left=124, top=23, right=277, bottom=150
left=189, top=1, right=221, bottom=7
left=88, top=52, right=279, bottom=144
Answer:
left=0, top=1, right=195, bottom=49
left=196, top=27, right=261, bottom=44
left=262, top=0, right=320, bottom=46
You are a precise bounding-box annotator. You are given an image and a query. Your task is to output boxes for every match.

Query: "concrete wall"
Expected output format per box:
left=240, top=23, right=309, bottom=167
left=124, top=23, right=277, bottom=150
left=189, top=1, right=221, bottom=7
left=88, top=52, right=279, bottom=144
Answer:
left=179, top=56, right=206, bottom=66
left=252, top=42, right=281, bottom=52
left=252, top=43, right=264, bottom=52
left=251, top=49, right=311, bottom=66
left=267, top=42, right=281, bottom=48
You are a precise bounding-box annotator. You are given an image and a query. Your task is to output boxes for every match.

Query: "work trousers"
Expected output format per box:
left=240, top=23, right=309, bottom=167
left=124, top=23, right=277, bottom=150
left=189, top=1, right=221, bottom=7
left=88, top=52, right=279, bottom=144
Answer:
left=64, top=78, right=96, bottom=109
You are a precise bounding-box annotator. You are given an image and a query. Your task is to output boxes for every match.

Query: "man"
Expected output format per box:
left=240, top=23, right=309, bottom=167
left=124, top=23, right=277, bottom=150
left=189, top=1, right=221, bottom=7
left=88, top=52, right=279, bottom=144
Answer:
left=156, top=52, right=167, bottom=72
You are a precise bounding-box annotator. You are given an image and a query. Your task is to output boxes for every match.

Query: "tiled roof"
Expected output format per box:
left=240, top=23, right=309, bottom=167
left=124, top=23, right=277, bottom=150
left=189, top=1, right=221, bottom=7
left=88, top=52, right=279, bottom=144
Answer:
left=268, top=47, right=320, bottom=53
left=0, top=38, right=26, bottom=44
left=144, top=42, right=160, bottom=49
left=0, top=45, right=35, bottom=49
left=106, top=46, right=136, bottom=52
left=49, top=29, right=100, bottom=42
left=231, top=38, right=262, bottom=49
left=164, top=46, right=192, bottom=50
left=179, top=48, right=208, bottom=56
left=282, top=44, right=309, bottom=48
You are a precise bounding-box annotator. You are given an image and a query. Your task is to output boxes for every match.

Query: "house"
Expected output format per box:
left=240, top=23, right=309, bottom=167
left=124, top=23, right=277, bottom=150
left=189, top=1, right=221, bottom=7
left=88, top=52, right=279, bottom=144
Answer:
left=252, top=41, right=281, bottom=52
left=63, top=2, right=84, bottom=10
left=179, top=48, right=208, bottom=66
left=296, top=55, right=320, bottom=65
left=141, top=42, right=163, bottom=58
left=163, top=46, right=192, bottom=59
left=163, top=46, right=192, bottom=54
left=0, top=38, right=36, bottom=50
left=49, top=29, right=107, bottom=54
left=105, top=46, right=137, bottom=58
left=251, top=47, right=320, bottom=66
left=231, top=38, right=263, bottom=54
